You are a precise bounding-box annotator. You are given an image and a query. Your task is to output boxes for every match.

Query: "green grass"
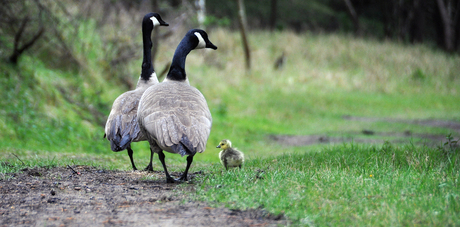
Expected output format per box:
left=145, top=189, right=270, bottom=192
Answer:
left=192, top=141, right=460, bottom=226
left=1, top=15, right=460, bottom=225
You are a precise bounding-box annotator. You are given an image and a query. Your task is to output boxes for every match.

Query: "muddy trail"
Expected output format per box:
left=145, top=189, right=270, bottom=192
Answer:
left=0, top=166, right=287, bottom=227
left=270, top=117, right=460, bottom=147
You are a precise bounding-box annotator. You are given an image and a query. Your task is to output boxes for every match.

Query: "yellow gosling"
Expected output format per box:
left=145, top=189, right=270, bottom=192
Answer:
left=216, top=139, right=244, bottom=170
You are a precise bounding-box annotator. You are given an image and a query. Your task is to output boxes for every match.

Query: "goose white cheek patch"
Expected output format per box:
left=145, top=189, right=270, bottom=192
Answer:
left=194, top=32, right=206, bottom=49
left=150, top=17, right=160, bottom=27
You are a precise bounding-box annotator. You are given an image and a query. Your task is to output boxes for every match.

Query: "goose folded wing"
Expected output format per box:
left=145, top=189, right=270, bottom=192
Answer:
left=105, top=93, right=144, bottom=150
left=141, top=101, right=211, bottom=155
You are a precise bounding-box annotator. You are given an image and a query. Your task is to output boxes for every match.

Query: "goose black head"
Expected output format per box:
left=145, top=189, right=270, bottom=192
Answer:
left=165, top=28, right=217, bottom=81
left=143, top=12, right=169, bottom=32
left=140, top=12, right=168, bottom=81
left=188, top=29, right=218, bottom=50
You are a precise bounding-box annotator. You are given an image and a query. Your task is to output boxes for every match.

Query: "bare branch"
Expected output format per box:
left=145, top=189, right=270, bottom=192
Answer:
left=8, top=16, right=45, bottom=64
left=12, top=16, right=30, bottom=53
left=17, top=27, right=45, bottom=55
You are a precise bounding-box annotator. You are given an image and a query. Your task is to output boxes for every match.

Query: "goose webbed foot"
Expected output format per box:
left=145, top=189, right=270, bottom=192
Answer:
left=143, top=163, right=154, bottom=172
left=166, top=176, right=178, bottom=183
left=175, top=174, right=189, bottom=182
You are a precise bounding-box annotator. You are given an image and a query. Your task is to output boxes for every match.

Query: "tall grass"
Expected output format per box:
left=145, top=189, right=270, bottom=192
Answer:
left=1, top=18, right=459, bottom=167
left=193, top=29, right=460, bottom=96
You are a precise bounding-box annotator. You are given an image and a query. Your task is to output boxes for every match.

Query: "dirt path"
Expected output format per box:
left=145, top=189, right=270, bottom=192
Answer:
left=270, top=117, right=460, bottom=147
left=0, top=166, right=287, bottom=227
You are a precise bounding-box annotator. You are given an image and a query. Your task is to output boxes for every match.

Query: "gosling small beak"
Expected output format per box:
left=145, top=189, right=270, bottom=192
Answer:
left=216, top=145, right=221, bottom=148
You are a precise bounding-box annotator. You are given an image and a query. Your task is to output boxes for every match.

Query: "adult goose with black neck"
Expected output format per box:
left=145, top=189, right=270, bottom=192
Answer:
left=137, top=29, right=217, bottom=183
left=104, top=12, right=168, bottom=171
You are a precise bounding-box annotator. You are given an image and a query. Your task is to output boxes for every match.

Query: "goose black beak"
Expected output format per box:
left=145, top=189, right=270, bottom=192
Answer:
left=207, top=42, right=217, bottom=50
left=216, top=145, right=221, bottom=148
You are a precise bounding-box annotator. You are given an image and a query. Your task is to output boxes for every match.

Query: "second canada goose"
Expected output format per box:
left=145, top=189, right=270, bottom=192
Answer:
left=104, top=12, right=168, bottom=171
left=137, top=29, right=217, bottom=183
left=274, top=51, right=286, bottom=70
left=216, top=139, right=244, bottom=170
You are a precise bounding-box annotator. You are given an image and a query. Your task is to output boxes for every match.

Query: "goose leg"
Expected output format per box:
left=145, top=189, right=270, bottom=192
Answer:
left=143, top=147, right=155, bottom=172
left=158, top=150, right=176, bottom=183
left=177, top=154, right=194, bottom=182
left=127, top=146, right=137, bottom=171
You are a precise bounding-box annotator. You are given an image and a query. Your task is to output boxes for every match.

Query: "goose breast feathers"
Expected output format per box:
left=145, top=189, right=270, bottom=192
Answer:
left=138, top=80, right=212, bottom=155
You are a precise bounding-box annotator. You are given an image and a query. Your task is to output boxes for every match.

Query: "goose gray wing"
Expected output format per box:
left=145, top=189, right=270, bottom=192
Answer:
left=105, top=90, right=144, bottom=151
left=138, top=81, right=212, bottom=156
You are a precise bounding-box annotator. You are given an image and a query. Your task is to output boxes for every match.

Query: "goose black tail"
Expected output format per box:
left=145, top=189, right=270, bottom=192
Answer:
left=171, top=135, right=196, bottom=157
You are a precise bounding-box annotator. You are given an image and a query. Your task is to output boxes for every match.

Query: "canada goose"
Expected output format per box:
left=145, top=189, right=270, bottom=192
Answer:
left=104, top=12, right=168, bottom=171
left=216, top=139, right=244, bottom=170
left=274, top=51, right=286, bottom=70
left=137, top=29, right=217, bottom=183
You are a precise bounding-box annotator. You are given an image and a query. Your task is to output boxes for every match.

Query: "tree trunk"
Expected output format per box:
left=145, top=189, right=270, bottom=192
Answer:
left=269, top=0, right=277, bottom=31
left=396, top=0, right=406, bottom=41
left=237, top=0, right=251, bottom=70
left=196, top=0, right=206, bottom=29
left=436, top=0, right=454, bottom=52
left=170, top=0, right=180, bottom=8
left=343, top=0, right=360, bottom=35
left=409, top=0, right=424, bottom=43
left=382, top=1, right=395, bottom=38
left=453, top=0, right=460, bottom=50
left=8, top=16, right=45, bottom=65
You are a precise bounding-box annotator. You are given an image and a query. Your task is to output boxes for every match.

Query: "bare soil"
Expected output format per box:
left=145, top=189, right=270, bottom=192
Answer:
left=0, top=166, right=287, bottom=227
left=270, top=117, right=460, bottom=147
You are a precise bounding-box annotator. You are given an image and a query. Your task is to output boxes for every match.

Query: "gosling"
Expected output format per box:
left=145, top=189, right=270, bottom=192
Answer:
left=216, top=139, right=244, bottom=170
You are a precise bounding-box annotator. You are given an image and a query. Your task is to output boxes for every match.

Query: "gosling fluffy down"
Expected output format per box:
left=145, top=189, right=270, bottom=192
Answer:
left=216, top=139, right=244, bottom=170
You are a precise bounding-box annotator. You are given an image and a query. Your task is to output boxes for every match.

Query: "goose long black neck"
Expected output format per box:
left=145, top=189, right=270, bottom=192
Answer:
left=140, top=25, right=154, bottom=81
left=166, top=36, right=196, bottom=81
